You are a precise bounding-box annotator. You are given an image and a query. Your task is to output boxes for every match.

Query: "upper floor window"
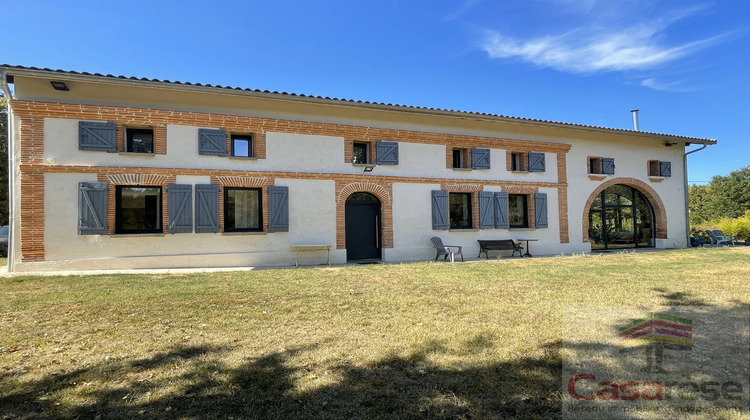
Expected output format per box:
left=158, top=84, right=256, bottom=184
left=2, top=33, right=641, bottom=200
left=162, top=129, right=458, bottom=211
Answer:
left=231, top=134, right=254, bottom=158
left=126, top=129, right=154, bottom=154
left=353, top=142, right=371, bottom=164
left=589, top=157, right=615, bottom=175
left=116, top=186, right=162, bottom=234
left=510, top=152, right=527, bottom=171
left=452, top=148, right=468, bottom=168
left=648, top=160, right=672, bottom=177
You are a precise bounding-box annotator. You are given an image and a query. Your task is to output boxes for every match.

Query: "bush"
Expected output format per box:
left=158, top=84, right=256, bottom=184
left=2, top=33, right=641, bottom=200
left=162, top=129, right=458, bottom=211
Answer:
left=716, top=217, right=750, bottom=240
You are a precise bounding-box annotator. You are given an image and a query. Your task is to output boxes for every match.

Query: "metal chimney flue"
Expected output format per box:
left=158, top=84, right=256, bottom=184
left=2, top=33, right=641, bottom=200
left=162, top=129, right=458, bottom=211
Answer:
left=631, top=109, right=640, bottom=131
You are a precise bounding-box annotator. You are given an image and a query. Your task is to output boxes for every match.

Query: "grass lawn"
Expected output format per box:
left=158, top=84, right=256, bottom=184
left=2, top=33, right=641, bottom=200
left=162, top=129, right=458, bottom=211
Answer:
left=1, top=248, right=749, bottom=419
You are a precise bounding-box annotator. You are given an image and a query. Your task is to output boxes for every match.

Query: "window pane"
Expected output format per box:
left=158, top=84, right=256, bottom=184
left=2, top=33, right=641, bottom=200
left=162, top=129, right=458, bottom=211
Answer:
left=117, top=186, right=161, bottom=233
left=225, top=188, right=261, bottom=231
left=127, top=130, right=154, bottom=153
left=509, top=194, right=528, bottom=228
left=353, top=143, right=368, bottom=164
left=452, top=149, right=464, bottom=168
left=449, top=193, right=471, bottom=229
left=232, top=137, right=251, bottom=157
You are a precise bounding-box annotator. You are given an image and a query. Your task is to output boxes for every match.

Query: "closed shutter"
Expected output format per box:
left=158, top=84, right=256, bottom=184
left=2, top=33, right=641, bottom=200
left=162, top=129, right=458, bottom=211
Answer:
left=268, top=186, right=289, bottom=232
left=78, top=182, right=107, bottom=235
left=431, top=190, right=448, bottom=230
left=198, top=129, right=228, bottom=156
left=535, top=193, right=548, bottom=228
left=79, top=121, right=116, bottom=152
left=167, top=184, right=193, bottom=233
left=471, top=148, right=491, bottom=169
left=376, top=141, right=399, bottom=165
left=479, top=191, right=494, bottom=229
left=195, top=184, right=220, bottom=233
left=660, top=161, right=672, bottom=177
left=602, top=158, right=615, bottom=175
left=493, top=192, right=509, bottom=229
left=528, top=152, right=546, bottom=172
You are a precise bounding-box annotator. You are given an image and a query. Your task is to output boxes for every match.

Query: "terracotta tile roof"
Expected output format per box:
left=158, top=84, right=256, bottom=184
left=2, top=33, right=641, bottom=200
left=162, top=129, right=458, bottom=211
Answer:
left=0, top=64, right=716, bottom=143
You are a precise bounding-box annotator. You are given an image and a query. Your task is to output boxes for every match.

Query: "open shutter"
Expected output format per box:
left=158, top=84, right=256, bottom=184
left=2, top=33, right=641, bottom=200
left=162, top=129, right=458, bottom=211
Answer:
left=602, top=158, right=615, bottom=175
left=528, top=152, right=546, bottom=172
left=78, top=182, right=107, bottom=235
left=431, top=190, right=448, bottom=230
left=195, top=184, right=220, bottom=233
left=471, top=148, right=491, bottom=169
left=167, top=184, right=193, bottom=233
left=268, top=186, right=289, bottom=232
left=479, top=191, right=494, bottom=229
left=198, top=129, right=228, bottom=156
left=79, top=121, right=116, bottom=152
left=534, top=193, right=548, bottom=228
left=376, top=141, right=399, bottom=165
left=660, top=161, right=672, bottom=177
left=493, top=192, right=509, bottom=229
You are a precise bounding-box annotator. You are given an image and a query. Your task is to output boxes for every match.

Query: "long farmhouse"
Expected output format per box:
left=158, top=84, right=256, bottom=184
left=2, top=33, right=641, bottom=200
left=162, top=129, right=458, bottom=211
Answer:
left=0, top=65, right=715, bottom=272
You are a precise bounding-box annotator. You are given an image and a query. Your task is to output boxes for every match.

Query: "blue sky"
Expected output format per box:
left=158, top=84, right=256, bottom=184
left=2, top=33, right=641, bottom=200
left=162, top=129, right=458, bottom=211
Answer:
left=3, top=0, right=748, bottom=184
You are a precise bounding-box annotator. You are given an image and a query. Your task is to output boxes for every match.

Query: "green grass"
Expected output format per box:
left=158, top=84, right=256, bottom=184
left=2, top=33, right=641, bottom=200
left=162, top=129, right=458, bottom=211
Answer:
left=1, top=248, right=749, bottom=419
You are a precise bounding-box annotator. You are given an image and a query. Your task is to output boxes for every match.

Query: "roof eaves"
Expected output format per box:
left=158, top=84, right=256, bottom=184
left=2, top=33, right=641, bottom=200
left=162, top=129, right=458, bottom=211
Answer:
left=0, top=64, right=717, bottom=144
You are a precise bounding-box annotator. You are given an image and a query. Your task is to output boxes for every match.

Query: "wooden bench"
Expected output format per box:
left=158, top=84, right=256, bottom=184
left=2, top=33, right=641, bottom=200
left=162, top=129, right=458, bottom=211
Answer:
left=290, top=245, right=331, bottom=266
left=477, top=240, right=524, bottom=259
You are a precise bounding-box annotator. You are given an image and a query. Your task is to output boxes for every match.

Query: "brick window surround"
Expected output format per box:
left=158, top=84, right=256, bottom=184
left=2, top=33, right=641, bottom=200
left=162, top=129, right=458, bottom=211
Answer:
left=581, top=178, right=668, bottom=243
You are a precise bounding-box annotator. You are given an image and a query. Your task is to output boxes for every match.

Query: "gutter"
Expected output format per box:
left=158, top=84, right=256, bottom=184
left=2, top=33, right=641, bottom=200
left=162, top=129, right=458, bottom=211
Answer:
left=0, top=72, right=14, bottom=271
left=684, top=143, right=709, bottom=247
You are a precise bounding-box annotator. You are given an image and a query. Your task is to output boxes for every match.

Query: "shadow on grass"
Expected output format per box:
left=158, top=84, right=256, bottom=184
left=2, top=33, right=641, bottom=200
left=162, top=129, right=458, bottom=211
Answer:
left=0, top=339, right=561, bottom=419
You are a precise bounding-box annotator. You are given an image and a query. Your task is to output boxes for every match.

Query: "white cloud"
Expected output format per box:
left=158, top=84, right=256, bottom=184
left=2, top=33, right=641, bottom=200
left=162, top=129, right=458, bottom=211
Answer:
left=480, top=4, right=723, bottom=74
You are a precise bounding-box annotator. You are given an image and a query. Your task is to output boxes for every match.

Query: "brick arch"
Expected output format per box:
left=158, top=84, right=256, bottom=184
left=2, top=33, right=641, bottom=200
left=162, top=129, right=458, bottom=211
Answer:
left=582, top=177, right=668, bottom=243
left=337, top=182, right=391, bottom=205
left=335, top=181, right=393, bottom=250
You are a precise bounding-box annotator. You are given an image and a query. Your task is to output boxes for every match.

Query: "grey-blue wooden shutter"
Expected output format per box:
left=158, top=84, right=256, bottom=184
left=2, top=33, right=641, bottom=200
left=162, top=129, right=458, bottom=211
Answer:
left=602, top=158, right=615, bottom=175
left=167, top=184, right=193, bottom=234
left=79, top=121, right=116, bottom=152
left=471, top=148, right=491, bottom=169
left=431, top=190, right=448, bottom=230
left=535, top=192, right=548, bottom=228
left=493, top=192, right=509, bottom=229
left=195, top=184, right=220, bottom=233
left=198, top=129, right=228, bottom=156
left=660, top=161, right=672, bottom=177
left=268, top=186, right=289, bottom=232
left=528, top=152, right=546, bottom=172
left=78, top=182, right=107, bottom=235
left=376, top=141, right=399, bottom=165
left=479, top=191, right=494, bottom=229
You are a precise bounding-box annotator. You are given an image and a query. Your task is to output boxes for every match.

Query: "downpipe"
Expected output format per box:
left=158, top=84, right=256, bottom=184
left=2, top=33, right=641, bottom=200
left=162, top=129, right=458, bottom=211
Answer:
left=684, top=144, right=709, bottom=248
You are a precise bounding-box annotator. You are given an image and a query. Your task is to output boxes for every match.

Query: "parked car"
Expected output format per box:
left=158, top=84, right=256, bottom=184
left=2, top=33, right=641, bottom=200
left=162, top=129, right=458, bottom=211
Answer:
left=0, top=226, right=8, bottom=257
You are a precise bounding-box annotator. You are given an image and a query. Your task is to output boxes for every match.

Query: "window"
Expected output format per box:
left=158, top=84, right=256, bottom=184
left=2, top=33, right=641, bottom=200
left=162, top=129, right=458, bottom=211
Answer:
left=116, top=186, right=162, bottom=234
left=510, top=152, right=527, bottom=171
left=589, top=157, right=615, bottom=175
left=449, top=192, right=472, bottom=229
left=508, top=194, right=528, bottom=228
left=231, top=134, right=254, bottom=157
left=648, top=160, right=671, bottom=177
left=353, top=142, right=370, bottom=164
left=126, top=129, right=154, bottom=154
left=452, top=148, right=467, bottom=168
left=224, top=187, right=262, bottom=232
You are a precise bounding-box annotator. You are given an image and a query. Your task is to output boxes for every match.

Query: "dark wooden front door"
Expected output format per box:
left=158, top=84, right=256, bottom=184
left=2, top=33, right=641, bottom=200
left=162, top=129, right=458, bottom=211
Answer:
left=345, top=193, right=381, bottom=261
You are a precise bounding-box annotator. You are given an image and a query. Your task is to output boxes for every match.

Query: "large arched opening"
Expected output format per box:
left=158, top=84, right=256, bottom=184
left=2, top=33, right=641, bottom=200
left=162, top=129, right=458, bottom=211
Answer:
left=587, top=184, right=656, bottom=250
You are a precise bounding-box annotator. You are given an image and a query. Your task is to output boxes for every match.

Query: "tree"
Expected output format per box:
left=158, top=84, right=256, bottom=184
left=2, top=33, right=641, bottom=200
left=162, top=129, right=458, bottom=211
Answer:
left=689, top=165, right=750, bottom=224
left=0, top=93, right=8, bottom=225
left=709, top=165, right=750, bottom=219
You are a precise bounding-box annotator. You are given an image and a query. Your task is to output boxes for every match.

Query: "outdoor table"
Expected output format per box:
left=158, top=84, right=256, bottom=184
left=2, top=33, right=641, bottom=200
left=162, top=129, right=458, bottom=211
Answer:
left=514, top=239, right=538, bottom=257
